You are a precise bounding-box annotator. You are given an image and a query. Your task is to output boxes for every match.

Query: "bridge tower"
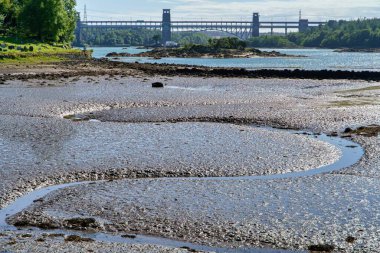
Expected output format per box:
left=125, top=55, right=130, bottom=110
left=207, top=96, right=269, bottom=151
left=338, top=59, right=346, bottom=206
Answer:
left=299, top=19, right=309, bottom=33
left=252, top=13, right=260, bottom=37
left=162, top=9, right=172, bottom=45
left=298, top=11, right=309, bottom=33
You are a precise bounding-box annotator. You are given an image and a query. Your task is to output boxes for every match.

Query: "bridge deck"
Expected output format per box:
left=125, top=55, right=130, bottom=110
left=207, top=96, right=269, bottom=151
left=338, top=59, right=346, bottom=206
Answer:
left=81, top=20, right=326, bottom=30
left=82, top=21, right=326, bottom=26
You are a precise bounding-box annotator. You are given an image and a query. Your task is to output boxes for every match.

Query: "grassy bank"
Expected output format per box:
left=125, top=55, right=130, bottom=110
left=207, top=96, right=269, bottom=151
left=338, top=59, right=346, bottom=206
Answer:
left=0, top=37, right=91, bottom=64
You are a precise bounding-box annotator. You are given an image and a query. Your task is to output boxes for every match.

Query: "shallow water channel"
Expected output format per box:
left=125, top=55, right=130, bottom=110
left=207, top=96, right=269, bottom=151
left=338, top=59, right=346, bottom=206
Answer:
left=0, top=127, right=364, bottom=253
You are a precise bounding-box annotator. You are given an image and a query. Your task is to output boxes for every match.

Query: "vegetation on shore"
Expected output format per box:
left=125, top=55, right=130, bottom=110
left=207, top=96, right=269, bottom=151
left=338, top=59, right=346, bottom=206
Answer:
left=0, top=37, right=89, bottom=63
left=0, top=0, right=77, bottom=43
left=77, top=29, right=210, bottom=47
left=247, top=19, right=380, bottom=49
left=0, top=36, right=87, bottom=63
left=246, top=36, right=298, bottom=48
left=0, top=0, right=85, bottom=63
left=107, top=37, right=294, bottom=58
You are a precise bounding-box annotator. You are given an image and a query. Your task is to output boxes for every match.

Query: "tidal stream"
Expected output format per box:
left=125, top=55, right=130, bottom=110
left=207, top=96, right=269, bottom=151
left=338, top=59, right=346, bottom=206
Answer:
left=0, top=125, right=364, bottom=253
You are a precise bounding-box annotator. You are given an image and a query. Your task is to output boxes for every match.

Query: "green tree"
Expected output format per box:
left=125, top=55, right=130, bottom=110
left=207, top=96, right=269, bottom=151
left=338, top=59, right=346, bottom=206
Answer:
left=172, top=32, right=210, bottom=46
left=208, top=37, right=246, bottom=50
left=152, top=34, right=161, bottom=45
left=0, top=0, right=25, bottom=32
left=19, top=0, right=76, bottom=42
left=245, top=18, right=380, bottom=49
left=246, top=35, right=297, bottom=48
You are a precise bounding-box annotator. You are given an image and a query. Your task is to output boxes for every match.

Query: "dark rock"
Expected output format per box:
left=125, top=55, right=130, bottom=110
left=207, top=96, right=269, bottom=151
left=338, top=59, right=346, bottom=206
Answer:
left=180, top=246, right=199, bottom=252
left=13, top=220, right=30, bottom=227
left=65, top=217, right=98, bottom=229
left=121, top=234, right=137, bottom=239
left=344, top=127, right=353, bottom=133
left=344, top=125, right=380, bottom=137
left=106, top=52, right=132, bottom=57
left=47, top=233, right=65, bottom=238
left=308, top=244, right=335, bottom=252
left=7, top=240, right=16, bottom=245
left=152, top=82, right=164, bottom=88
left=33, top=198, right=44, bottom=203
left=37, top=222, right=60, bottom=230
left=346, top=236, right=356, bottom=243
left=64, top=235, right=94, bottom=242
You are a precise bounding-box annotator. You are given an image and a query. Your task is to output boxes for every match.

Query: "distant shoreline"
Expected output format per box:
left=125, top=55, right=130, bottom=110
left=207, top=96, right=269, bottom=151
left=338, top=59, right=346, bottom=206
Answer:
left=1, top=58, right=380, bottom=82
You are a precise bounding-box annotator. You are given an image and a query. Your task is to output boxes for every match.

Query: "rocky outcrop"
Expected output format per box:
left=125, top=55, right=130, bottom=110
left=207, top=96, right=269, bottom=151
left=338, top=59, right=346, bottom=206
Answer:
left=106, top=47, right=301, bottom=59
left=334, top=48, right=380, bottom=53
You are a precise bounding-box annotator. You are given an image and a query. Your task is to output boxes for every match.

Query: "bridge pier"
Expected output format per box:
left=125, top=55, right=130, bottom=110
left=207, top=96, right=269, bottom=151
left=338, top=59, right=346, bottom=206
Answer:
left=162, top=9, right=172, bottom=45
left=299, top=19, right=309, bottom=33
left=74, top=12, right=82, bottom=46
left=271, top=22, right=274, bottom=35
left=252, top=13, right=260, bottom=37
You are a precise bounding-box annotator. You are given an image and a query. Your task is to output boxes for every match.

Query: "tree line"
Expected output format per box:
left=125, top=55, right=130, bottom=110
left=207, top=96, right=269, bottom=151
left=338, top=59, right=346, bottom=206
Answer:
left=77, top=29, right=210, bottom=47
left=0, top=0, right=77, bottom=43
left=181, top=37, right=248, bottom=53
left=247, top=18, right=380, bottom=48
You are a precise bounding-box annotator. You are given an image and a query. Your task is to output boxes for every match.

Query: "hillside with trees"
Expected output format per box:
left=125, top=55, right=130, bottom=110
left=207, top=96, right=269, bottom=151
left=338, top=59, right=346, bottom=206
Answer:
left=247, top=18, right=380, bottom=49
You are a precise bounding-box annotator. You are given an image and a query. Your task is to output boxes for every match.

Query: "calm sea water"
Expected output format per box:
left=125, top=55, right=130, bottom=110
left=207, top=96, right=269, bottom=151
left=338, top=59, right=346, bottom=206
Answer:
left=90, top=47, right=380, bottom=71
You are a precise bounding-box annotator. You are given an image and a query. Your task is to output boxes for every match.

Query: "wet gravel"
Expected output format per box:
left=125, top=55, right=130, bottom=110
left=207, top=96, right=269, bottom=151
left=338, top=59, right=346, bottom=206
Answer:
left=0, top=117, right=339, bottom=208
left=0, top=69, right=379, bottom=252
left=1, top=76, right=379, bottom=133
left=10, top=172, right=380, bottom=252
left=0, top=231, right=192, bottom=253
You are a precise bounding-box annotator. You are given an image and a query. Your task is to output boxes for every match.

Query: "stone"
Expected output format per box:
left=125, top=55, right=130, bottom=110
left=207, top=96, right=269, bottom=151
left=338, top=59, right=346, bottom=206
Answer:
left=308, top=244, right=335, bottom=252
left=121, top=234, right=136, bottom=239
left=64, top=235, right=94, bottom=242
left=152, top=82, right=164, bottom=88
left=65, top=217, right=97, bottom=229
left=346, top=236, right=356, bottom=243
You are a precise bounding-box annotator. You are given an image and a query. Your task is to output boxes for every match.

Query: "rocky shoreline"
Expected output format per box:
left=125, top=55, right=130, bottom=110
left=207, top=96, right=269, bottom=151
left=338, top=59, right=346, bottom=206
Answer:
left=334, top=48, right=380, bottom=53
left=106, top=47, right=301, bottom=59
left=2, top=58, right=380, bottom=82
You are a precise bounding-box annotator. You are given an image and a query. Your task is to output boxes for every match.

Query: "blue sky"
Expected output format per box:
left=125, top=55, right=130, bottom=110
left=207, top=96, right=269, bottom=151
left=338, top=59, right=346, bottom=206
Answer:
left=75, top=0, right=380, bottom=21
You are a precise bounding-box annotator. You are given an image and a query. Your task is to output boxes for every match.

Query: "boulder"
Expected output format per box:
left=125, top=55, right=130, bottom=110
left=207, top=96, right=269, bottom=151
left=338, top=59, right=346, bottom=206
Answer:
left=152, top=82, right=164, bottom=88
